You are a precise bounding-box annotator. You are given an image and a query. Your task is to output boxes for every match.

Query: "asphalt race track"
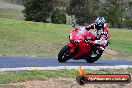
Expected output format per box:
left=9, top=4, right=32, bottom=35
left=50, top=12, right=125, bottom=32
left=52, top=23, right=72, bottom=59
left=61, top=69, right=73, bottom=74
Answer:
left=0, top=56, right=132, bottom=71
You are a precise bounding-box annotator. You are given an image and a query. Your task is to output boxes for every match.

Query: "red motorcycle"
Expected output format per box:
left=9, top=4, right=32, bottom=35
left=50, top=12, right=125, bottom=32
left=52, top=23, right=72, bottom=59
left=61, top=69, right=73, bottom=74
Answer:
left=58, top=24, right=107, bottom=63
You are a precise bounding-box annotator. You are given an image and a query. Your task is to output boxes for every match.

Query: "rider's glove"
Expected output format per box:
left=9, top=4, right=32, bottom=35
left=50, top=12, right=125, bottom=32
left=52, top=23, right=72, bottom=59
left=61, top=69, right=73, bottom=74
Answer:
left=85, top=27, right=90, bottom=31
left=94, top=40, right=102, bottom=45
left=87, top=40, right=95, bottom=45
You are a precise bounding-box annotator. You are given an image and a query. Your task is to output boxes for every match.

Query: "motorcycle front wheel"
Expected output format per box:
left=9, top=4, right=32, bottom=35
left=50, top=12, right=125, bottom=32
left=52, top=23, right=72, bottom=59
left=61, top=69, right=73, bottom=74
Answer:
left=58, top=45, right=71, bottom=63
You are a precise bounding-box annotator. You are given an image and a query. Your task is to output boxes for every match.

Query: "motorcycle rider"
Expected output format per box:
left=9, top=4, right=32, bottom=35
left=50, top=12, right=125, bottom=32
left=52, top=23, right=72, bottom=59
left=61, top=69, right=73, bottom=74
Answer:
left=85, top=17, right=109, bottom=51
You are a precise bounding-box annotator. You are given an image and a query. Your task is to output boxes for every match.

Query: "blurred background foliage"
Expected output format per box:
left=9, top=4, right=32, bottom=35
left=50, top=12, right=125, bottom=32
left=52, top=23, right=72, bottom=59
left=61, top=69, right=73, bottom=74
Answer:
left=0, top=0, right=132, bottom=28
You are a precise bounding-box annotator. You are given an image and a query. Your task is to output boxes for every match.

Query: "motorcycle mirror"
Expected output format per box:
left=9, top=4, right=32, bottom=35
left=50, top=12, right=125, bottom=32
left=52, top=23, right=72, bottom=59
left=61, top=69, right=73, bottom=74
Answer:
left=71, top=21, right=76, bottom=28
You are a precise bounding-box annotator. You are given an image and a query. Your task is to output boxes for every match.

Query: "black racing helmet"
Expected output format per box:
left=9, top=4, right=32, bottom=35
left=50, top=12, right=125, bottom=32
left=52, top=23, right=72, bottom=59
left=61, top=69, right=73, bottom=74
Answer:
left=95, top=17, right=105, bottom=28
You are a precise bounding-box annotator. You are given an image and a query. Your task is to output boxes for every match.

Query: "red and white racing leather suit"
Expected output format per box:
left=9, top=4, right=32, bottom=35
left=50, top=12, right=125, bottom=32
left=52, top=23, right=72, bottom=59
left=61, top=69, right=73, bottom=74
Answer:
left=85, top=23, right=109, bottom=50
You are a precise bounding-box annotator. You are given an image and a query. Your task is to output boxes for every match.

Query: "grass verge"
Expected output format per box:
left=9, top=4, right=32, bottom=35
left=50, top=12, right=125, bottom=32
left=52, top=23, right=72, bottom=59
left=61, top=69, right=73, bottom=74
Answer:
left=0, top=68, right=132, bottom=84
left=0, top=8, right=24, bottom=20
left=0, top=1, right=24, bottom=20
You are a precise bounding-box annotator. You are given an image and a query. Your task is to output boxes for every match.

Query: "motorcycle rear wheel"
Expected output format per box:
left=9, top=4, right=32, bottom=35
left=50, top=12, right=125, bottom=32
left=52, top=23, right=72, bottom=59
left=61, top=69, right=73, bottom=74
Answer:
left=58, top=45, right=70, bottom=63
left=85, top=50, right=103, bottom=63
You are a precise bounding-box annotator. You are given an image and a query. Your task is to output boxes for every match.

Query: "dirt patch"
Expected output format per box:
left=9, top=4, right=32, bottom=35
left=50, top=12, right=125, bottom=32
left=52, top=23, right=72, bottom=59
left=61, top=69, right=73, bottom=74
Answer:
left=0, top=78, right=131, bottom=88
left=104, top=49, right=119, bottom=55
left=102, top=49, right=132, bottom=60
left=103, top=49, right=120, bottom=57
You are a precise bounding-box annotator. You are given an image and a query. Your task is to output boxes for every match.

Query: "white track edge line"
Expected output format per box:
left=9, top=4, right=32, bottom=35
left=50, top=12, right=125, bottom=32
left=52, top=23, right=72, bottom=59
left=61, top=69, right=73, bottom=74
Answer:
left=0, top=65, right=132, bottom=71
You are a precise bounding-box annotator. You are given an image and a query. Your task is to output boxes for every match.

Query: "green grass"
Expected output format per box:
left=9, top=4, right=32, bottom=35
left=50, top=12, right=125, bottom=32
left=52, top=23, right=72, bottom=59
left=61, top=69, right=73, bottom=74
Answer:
left=109, top=29, right=132, bottom=54
left=0, top=8, right=24, bottom=20
left=0, top=68, right=131, bottom=84
left=0, top=18, right=132, bottom=57
left=0, top=70, right=76, bottom=84
left=0, top=18, right=71, bottom=56
left=0, top=1, right=24, bottom=20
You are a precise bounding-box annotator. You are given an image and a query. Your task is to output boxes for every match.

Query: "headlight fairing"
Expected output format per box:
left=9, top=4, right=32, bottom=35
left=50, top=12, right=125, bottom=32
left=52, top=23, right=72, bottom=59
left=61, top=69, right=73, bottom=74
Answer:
left=74, top=40, right=81, bottom=43
left=86, top=36, right=92, bottom=40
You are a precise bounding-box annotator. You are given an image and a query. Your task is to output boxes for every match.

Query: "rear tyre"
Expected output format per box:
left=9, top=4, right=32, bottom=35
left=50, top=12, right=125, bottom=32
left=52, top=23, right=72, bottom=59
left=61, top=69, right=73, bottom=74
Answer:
left=85, top=50, right=103, bottom=63
left=58, top=45, right=70, bottom=63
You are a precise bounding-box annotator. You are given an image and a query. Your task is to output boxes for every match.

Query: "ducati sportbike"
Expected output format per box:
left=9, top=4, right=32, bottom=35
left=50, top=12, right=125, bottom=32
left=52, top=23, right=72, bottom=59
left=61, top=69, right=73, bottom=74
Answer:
left=58, top=24, right=109, bottom=63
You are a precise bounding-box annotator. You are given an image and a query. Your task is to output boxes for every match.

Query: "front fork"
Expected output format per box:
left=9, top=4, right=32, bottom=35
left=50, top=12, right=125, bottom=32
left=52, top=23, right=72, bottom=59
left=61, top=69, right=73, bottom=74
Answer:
left=67, top=42, right=78, bottom=58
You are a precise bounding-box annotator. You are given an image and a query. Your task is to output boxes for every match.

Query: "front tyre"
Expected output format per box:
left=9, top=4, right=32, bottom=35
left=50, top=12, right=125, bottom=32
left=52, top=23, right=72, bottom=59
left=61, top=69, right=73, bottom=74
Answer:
left=58, top=45, right=71, bottom=63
